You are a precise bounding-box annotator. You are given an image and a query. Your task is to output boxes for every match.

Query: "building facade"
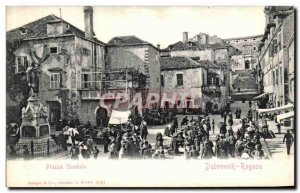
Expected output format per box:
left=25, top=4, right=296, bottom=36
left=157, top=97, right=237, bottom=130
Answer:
left=258, top=6, right=295, bottom=108
left=160, top=32, right=233, bottom=112
left=7, top=7, right=162, bottom=127
left=9, top=7, right=109, bottom=126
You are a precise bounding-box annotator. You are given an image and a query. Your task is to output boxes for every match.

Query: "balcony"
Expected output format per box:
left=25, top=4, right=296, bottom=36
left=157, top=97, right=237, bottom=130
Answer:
left=80, top=89, right=129, bottom=100
left=201, top=84, right=221, bottom=95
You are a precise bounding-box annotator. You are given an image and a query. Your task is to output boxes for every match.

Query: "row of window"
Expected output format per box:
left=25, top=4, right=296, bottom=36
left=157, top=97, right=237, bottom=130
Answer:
left=264, top=67, right=283, bottom=86
left=226, top=38, right=257, bottom=44
left=160, top=73, right=220, bottom=87
left=17, top=72, right=101, bottom=90
left=160, top=74, right=183, bottom=87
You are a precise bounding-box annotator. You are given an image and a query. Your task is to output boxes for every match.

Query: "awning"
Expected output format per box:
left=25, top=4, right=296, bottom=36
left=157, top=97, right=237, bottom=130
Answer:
left=256, top=103, right=294, bottom=114
left=108, top=110, right=131, bottom=125
left=252, top=92, right=270, bottom=100
left=277, top=111, right=294, bottom=122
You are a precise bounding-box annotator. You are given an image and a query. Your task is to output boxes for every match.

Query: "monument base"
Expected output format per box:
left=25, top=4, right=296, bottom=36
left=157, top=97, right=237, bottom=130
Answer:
left=16, top=136, right=56, bottom=145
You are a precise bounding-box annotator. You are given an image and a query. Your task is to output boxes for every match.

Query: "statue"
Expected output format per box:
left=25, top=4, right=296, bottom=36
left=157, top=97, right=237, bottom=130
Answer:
left=26, top=63, right=39, bottom=97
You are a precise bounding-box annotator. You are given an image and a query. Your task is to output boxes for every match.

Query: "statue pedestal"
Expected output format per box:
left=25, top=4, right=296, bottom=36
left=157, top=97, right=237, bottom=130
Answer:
left=17, top=96, right=56, bottom=148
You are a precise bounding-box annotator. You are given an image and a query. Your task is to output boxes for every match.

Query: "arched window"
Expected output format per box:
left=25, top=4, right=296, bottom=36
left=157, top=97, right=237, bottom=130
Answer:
left=245, top=60, right=250, bottom=69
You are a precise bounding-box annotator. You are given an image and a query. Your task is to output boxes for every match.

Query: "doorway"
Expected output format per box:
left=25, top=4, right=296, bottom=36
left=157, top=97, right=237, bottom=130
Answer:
left=48, top=101, right=61, bottom=126
left=96, top=106, right=108, bottom=127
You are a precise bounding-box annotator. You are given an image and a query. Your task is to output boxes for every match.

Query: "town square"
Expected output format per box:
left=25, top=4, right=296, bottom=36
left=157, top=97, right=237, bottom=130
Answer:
left=6, top=6, right=294, bottom=163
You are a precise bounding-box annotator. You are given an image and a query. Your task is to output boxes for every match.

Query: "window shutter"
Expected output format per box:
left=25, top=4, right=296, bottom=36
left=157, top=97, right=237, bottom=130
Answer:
left=60, top=72, right=63, bottom=88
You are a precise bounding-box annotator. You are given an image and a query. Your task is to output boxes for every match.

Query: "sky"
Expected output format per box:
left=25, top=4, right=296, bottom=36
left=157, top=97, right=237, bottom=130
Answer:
left=6, top=6, right=266, bottom=48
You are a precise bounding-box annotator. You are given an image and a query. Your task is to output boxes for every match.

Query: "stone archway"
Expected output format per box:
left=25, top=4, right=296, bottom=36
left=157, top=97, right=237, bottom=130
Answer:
left=96, top=106, right=108, bottom=127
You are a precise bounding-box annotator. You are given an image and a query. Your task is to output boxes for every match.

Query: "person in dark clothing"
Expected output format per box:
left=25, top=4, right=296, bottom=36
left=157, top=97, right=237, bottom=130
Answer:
left=235, top=109, right=239, bottom=119
left=283, top=130, right=294, bottom=155
left=70, top=144, right=79, bottom=160
left=277, top=122, right=281, bottom=134
left=141, top=120, right=148, bottom=140
left=173, top=117, right=178, bottom=132
left=226, top=133, right=236, bottom=157
left=201, top=138, right=214, bottom=159
left=228, top=117, right=233, bottom=127
left=216, top=135, right=229, bottom=159
left=220, top=123, right=227, bottom=136
left=93, top=146, right=100, bottom=159
left=103, top=131, right=109, bottom=153
left=249, top=100, right=252, bottom=108
left=248, top=110, right=253, bottom=122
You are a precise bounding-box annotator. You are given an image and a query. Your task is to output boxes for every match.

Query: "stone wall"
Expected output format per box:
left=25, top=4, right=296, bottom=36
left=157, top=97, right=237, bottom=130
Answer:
left=170, top=49, right=214, bottom=61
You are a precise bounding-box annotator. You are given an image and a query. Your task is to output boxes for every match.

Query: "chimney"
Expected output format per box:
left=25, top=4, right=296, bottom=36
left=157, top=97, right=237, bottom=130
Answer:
left=157, top=44, right=160, bottom=49
left=183, top=32, right=188, bottom=43
left=84, top=6, right=94, bottom=39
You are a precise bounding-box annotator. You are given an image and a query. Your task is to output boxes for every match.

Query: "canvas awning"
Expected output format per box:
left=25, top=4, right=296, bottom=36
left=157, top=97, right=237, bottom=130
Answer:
left=252, top=92, right=270, bottom=100
left=277, top=111, right=294, bottom=122
left=108, top=110, right=131, bottom=125
left=256, top=103, right=294, bottom=114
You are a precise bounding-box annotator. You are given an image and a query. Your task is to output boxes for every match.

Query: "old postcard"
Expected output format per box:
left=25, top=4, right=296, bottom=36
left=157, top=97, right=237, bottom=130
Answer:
left=6, top=6, right=295, bottom=187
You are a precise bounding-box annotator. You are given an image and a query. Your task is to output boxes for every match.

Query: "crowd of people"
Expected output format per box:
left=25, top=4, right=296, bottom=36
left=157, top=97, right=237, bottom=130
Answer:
left=165, top=111, right=266, bottom=160
left=69, top=107, right=267, bottom=160
left=67, top=116, right=153, bottom=160
left=11, top=102, right=292, bottom=161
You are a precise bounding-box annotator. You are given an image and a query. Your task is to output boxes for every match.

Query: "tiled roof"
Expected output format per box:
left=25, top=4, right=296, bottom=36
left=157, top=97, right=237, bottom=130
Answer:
left=206, top=41, right=232, bottom=49
left=161, top=41, right=200, bottom=51
left=162, top=40, right=233, bottom=52
left=6, top=14, right=105, bottom=45
left=107, top=36, right=150, bottom=46
left=199, top=60, right=220, bottom=69
left=160, top=56, right=206, bottom=71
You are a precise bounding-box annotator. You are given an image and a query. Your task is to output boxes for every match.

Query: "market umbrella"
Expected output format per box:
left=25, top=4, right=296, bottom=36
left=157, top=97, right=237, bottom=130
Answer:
left=63, top=127, right=79, bottom=136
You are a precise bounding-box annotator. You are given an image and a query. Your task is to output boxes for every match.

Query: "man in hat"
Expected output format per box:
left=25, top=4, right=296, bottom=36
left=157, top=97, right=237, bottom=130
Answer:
left=283, top=130, right=294, bottom=155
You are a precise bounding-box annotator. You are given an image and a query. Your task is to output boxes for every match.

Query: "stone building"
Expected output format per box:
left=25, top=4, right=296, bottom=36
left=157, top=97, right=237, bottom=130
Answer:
left=160, top=56, right=225, bottom=113
left=8, top=7, right=109, bottom=126
left=257, top=6, right=295, bottom=108
left=7, top=7, right=162, bottom=127
left=105, top=35, right=161, bottom=113
left=160, top=32, right=236, bottom=112
left=106, top=36, right=161, bottom=90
